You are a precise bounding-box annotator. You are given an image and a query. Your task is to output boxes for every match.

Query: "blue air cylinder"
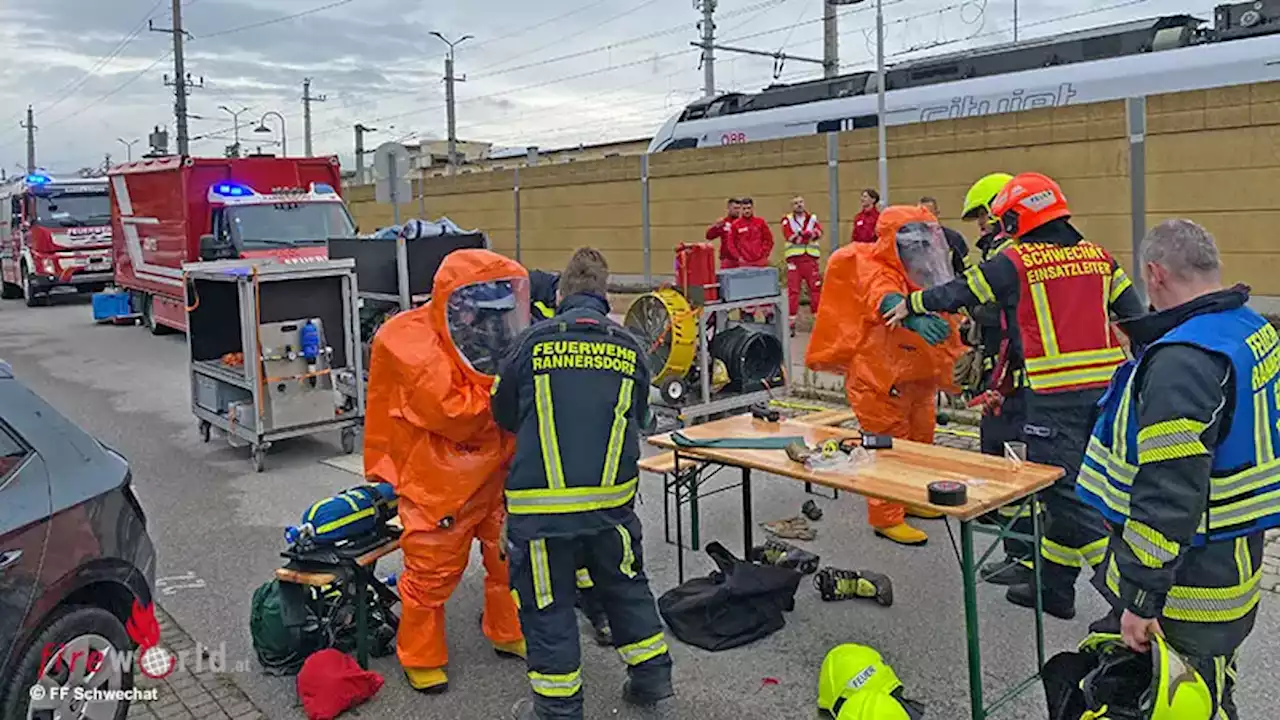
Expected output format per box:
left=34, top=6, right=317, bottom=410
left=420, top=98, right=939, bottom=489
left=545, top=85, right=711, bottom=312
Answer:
left=300, top=320, right=320, bottom=364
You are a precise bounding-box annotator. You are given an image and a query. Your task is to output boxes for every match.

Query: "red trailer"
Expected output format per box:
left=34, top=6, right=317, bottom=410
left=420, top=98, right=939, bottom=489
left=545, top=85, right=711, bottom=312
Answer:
left=109, top=155, right=354, bottom=333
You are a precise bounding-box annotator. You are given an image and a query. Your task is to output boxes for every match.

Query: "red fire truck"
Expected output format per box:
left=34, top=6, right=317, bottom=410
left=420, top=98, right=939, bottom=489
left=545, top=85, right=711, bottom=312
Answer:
left=109, top=155, right=354, bottom=333
left=1, top=173, right=115, bottom=306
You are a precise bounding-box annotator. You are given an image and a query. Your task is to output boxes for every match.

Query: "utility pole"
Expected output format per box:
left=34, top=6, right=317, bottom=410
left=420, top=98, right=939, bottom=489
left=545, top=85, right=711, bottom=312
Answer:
left=430, top=32, right=472, bottom=176
left=874, top=0, right=887, bottom=205
left=1013, top=0, right=1019, bottom=42
left=695, top=0, right=717, bottom=97
left=354, top=123, right=376, bottom=183
left=151, top=0, right=201, bottom=156
left=302, top=78, right=326, bottom=157
left=21, top=105, right=35, bottom=173
left=823, top=1, right=839, bottom=78
left=117, top=137, right=139, bottom=162
left=219, top=106, right=250, bottom=158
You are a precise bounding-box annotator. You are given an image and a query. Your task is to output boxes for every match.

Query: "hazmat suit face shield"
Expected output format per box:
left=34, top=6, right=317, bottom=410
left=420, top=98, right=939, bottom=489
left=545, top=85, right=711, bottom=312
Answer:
left=446, top=277, right=531, bottom=376
left=895, top=222, right=954, bottom=290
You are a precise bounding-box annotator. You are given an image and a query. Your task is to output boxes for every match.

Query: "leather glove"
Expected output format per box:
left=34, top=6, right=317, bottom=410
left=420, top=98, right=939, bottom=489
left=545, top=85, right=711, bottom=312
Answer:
left=879, top=293, right=906, bottom=316
left=903, top=314, right=951, bottom=346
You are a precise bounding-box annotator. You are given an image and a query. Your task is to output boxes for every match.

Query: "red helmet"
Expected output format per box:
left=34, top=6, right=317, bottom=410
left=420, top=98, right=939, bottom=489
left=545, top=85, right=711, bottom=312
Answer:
left=990, top=172, right=1071, bottom=238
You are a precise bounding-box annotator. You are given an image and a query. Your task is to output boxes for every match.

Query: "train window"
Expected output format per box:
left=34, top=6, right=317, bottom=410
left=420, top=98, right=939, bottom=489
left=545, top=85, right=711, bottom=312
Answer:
left=661, top=138, right=699, bottom=152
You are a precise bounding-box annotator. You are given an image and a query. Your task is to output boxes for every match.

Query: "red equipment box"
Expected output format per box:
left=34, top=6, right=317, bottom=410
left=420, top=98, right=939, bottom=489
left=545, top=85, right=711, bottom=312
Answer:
left=675, top=242, right=718, bottom=304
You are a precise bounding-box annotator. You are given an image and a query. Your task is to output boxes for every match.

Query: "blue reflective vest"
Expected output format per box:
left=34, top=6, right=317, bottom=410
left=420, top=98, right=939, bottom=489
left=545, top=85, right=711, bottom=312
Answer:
left=1077, top=306, right=1280, bottom=546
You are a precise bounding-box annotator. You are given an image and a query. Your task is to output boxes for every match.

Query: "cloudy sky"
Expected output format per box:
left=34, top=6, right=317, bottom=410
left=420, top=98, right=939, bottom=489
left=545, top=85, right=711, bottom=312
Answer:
left=0, top=0, right=1225, bottom=175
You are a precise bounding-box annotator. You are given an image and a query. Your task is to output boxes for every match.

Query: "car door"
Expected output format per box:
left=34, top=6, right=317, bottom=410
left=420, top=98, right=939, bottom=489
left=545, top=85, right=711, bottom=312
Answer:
left=0, top=373, right=53, bottom=680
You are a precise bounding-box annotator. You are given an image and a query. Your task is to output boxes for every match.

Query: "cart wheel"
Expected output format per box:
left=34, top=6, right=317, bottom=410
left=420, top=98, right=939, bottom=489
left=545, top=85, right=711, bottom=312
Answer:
left=341, top=427, right=357, bottom=455
left=661, top=377, right=686, bottom=404
left=198, top=420, right=211, bottom=443
left=252, top=446, right=267, bottom=473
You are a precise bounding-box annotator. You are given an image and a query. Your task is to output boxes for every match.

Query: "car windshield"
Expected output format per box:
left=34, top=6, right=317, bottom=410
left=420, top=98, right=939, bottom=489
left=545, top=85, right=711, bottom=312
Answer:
left=34, top=192, right=111, bottom=228
left=226, top=202, right=356, bottom=249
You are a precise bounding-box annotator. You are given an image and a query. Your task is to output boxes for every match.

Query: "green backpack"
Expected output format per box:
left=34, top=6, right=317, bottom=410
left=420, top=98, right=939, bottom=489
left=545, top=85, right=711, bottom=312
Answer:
left=249, top=579, right=326, bottom=676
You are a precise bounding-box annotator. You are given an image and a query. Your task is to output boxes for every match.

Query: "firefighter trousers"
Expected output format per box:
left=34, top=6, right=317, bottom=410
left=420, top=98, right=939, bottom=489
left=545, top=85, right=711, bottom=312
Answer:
left=978, top=389, right=1035, bottom=562
left=1185, top=649, right=1240, bottom=719
left=508, top=512, right=673, bottom=719
left=1023, top=389, right=1109, bottom=598
left=786, top=254, right=822, bottom=321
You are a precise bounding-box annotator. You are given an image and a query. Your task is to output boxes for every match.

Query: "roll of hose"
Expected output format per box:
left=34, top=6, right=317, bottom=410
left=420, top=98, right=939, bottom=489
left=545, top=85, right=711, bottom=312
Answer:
left=709, top=325, right=784, bottom=390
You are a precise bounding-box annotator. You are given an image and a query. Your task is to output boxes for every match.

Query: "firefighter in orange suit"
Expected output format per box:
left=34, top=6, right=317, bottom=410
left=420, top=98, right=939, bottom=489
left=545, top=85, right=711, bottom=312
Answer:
left=364, top=249, right=531, bottom=693
left=780, top=195, right=823, bottom=337
left=812, top=205, right=965, bottom=546
left=885, top=173, right=1147, bottom=619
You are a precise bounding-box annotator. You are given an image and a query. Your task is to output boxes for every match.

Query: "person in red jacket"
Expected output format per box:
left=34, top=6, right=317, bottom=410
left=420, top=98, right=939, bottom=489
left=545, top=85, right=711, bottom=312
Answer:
left=851, top=188, right=881, bottom=244
left=706, top=197, right=743, bottom=267
left=780, top=195, right=823, bottom=336
left=734, top=197, right=776, bottom=320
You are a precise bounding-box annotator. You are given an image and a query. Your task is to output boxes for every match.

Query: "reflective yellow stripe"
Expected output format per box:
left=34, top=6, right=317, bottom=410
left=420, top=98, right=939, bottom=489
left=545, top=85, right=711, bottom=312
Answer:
left=907, top=290, right=925, bottom=314
left=511, top=588, right=521, bottom=610
left=1023, top=347, right=1126, bottom=374
left=313, top=506, right=376, bottom=535
left=617, top=632, right=669, bottom=666
left=506, top=478, right=640, bottom=515
left=601, top=379, right=633, bottom=487
left=528, top=669, right=582, bottom=698
left=1041, top=538, right=1083, bottom=568
left=1163, top=569, right=1262, bottom=623
left=533, top=301, right=555, bottom=319
left=1214, top=658, right=1227, bottom=718
left=530, top=539, right=554, bottom=610
left=534, top=374, right=566, bottom=490
left=785, top=245, right=820, bottom=257
left=1254, top=389, right=1275, bottom=466
left=1026, top=364, right=1120, bottom=392
left=1109, top=267, right=1133, bottom=303
left=1122, top=519, right=1180, bottom=568
left=1234, top=536, right=1251, bottom=583
left=617, top=525, right=637, bottom=578
left=575, top=567, right=594, bottom=589
left=491, top=374, right=501, bottom=395
left=964, top=266, right=996, bottom=304
left=1082, top=537, right=1109, bottom=568
left=1114, top=369, right=1137, bottom=462
left=1137, top=418, right=1209, bottom=464
left=1208, top=486, right=1280, bottom=531
left=1078, top=462, right=1130, bottom=516
left=1029, top=282, right=1060, bottom=356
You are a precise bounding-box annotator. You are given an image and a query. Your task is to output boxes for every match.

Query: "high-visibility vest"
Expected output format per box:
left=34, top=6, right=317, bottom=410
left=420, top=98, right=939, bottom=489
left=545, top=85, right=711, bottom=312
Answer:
left=1001, top=241, right=1127, bottom=393
left=1079, top=306, right=1280, bottom=545
left=783, top=213, right=821, bottom=258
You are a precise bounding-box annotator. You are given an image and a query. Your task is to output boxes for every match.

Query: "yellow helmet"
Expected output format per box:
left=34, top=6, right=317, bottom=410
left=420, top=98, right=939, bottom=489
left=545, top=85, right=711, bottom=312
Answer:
left=817, top=644, right=914, bottom=719
left=1071, top=633, right=1215, bottom=720
left=961, top=173, right=1013, bottom=222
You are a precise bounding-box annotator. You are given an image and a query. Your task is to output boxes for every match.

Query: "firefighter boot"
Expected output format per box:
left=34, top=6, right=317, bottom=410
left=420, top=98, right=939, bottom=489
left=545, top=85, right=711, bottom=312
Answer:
left=749, top=538, right=821, bottom=574
left=509, top=699, right=538, bottom=720
left=904, top=505, right=944, bottom=520
left=622, top=677, right=676, bottom=706
left=405, top=667, right=449, bottom=694
left=1006, top=582, right=1076, bottom=620
left=813, top=567, right=894, bottom=607
left=1087, top=606, right=1124, bottom=635
left=979, top=558, right=1034, bottom=587
left=873, top=523, right=928, bottom=546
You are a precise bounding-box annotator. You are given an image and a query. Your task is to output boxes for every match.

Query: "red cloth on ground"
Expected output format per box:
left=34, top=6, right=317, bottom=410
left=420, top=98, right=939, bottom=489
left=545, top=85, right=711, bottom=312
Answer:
left=296, top=649, right=384, bottom=720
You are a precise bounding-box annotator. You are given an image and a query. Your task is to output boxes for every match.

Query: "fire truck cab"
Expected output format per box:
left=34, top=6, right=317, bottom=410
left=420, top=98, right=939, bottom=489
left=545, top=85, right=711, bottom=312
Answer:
left=1, top=173, right=114, bottom=306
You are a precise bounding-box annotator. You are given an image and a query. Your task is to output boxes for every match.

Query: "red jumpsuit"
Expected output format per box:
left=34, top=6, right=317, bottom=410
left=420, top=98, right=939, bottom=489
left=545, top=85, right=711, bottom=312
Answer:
left=780, top=211, right=823, bottom=324
left=706, top=216, right=740, bottom=268
left=364, top=250, right=526, bottom=673
left=807, top=206, right=964, bottom=529
left=851, top=206, right=880, bottom=245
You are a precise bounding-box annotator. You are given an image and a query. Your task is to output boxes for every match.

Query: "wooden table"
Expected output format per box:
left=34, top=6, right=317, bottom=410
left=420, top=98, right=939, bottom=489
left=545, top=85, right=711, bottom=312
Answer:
left=646, top=414, right=1064, bottom=720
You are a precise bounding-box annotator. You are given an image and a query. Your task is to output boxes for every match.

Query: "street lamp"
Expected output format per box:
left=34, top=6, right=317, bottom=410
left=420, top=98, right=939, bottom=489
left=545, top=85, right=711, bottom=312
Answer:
left=429, top=31, right=473, bottom=175
left=254, top=111, right=287, bottom=156
left=219, top=105, right=251, bottom=157
left=117, top=137, right=140, bottom=162
left=830, top=0, right=886, bottom=205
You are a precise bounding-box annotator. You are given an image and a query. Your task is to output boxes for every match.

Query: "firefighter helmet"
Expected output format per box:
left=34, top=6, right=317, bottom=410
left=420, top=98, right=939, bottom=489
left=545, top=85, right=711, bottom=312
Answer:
left=990, top=172, right=1072, bottom=239
left=1045, top=633, right=1215, bottom=720
left=818, top=644, right=915, bottom=719
left=960, top=172, right=1013, bottom=221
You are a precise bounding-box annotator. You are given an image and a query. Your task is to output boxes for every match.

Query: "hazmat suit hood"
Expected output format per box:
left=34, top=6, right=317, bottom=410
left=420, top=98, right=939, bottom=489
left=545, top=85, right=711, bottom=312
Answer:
left=364, top=249, right=529, bottom=519
left=871, top=205, right=954, bottom=292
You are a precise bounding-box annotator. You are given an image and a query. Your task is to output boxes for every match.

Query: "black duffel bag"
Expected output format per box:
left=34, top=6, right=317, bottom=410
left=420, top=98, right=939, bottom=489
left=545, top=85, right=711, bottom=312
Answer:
left=657, top=541, right=802, bottom=652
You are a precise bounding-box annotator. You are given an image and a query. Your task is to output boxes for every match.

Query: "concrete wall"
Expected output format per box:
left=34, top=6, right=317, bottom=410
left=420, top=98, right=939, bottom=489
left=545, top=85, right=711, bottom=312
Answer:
left=347, top=81, right=1280, bottom=292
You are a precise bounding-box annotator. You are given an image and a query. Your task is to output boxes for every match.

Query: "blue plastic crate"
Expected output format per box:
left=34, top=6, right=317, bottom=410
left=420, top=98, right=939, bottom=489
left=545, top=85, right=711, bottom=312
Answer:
left=92, top=291, right=133, bottom=321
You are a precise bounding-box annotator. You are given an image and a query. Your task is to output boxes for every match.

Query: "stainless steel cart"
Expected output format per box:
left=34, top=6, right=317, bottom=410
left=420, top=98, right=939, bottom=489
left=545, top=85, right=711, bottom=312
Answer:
left=184, top=258, right=365, bottom=472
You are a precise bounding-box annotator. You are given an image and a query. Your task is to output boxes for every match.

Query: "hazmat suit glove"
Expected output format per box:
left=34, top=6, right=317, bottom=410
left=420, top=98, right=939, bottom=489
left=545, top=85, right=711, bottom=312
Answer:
left=903, top=314, right=951, bottom=346
left=878, top=293, right=907, bottom=317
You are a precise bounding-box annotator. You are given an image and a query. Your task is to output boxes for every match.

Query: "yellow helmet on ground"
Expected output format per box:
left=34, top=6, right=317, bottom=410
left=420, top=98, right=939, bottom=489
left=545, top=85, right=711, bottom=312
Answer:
left=817, top=644, right=916, bottom=719
left=1065, top=633, right=1215, bottom=720
left=961, top=173, right=1014, bottom=221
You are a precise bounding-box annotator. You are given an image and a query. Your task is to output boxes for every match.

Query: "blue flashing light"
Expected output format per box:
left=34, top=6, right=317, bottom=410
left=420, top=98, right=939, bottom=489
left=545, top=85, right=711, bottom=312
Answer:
left=312, top=182, right=335, bottom=195
left=212, top=182, right=254, bottom=197
left=25, top=173, right=52, bottom=186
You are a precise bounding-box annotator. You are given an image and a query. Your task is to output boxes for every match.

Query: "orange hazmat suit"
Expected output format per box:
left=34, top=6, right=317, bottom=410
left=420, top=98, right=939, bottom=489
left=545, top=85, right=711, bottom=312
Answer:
left=806, top=206, right=964, bottom=529
left=364, top=249, right=527, bottom=674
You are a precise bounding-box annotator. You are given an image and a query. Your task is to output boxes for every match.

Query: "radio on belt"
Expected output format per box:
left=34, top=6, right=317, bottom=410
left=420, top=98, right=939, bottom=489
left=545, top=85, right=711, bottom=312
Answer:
left=860, top=432, right=893, bottom=450
left=928, top=481, right=968, bottom=506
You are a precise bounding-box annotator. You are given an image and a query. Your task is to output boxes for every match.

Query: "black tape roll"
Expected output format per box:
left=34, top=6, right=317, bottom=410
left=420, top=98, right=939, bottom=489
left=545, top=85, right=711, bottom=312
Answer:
left=927, top=481, right=968, bottom=507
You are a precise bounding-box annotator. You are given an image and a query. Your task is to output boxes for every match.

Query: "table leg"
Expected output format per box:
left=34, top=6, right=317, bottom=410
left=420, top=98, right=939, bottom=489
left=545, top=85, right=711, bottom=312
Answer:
left=741, top=467, right=753, bottom=555
left=675, top=454, right=686, bottom=583
left=1031, top=491, right=1046, bottom=671
left=960, top=519, right=985, bottom=720
left=689, top=470, right=701, bottom=551
left=355, top=575, right=370, bottom=669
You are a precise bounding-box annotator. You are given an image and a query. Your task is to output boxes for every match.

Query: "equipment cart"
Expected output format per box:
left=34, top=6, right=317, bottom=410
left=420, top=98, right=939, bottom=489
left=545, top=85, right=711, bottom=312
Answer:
left=184, top=258, right=365, bottom=472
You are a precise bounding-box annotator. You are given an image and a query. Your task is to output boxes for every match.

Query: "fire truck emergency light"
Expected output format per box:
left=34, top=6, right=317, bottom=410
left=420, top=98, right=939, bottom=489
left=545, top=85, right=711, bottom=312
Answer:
left=312, top=183, right=335, bottom=194
left=26, top=173, right=52, bottom=185
left=212, top=182, right=254, bottom=197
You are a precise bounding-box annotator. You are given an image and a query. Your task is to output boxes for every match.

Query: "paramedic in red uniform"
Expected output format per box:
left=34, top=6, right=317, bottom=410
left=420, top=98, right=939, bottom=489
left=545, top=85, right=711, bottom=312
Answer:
left=851, top=189, right=881, bottom=244
left=884, top=172, right=1146, bottom=621
left=705, top=198, right=743, bottom=268
left=781, top=195, right=823, bottom=336
left=733, top=197, right=776, bottom=319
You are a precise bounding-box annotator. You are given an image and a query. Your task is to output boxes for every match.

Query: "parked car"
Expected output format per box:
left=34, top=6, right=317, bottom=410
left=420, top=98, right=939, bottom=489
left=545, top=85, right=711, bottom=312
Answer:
left=0, top=359, right=156, bottom=720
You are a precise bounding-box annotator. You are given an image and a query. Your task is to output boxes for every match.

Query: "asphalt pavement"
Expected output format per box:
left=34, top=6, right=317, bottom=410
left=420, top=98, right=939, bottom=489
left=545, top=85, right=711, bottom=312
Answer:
left=3, top=295, right=1278, bottom=720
